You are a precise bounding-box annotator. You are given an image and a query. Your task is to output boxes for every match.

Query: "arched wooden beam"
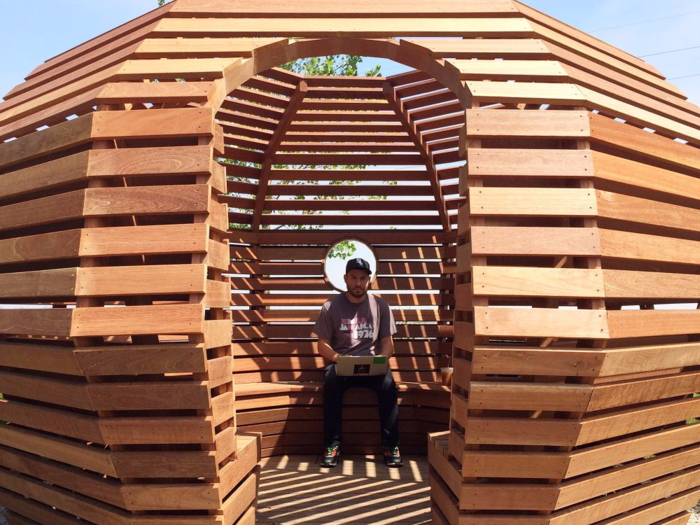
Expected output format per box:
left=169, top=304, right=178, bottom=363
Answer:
left=209, top=38, right=470, bottom=113
left=383, top=81, right=450, bottom=232
left=252, top=81, right=308, bottom=231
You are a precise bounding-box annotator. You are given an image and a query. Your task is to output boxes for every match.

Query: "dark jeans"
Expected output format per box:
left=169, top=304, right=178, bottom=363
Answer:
left=323, top=363, right=400, bottom=449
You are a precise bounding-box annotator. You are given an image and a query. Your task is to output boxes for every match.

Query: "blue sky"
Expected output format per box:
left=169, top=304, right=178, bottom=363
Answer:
left=1, top=0, right=699, bottom=105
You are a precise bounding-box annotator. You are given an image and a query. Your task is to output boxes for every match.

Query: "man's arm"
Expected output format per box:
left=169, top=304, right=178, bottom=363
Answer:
left=315, top=337, right=340, bottom=363
left=379, top=336, right=394, bottom=358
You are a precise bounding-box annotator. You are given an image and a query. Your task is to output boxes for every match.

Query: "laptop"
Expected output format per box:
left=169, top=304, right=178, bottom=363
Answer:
left=336, top=355, right=388, bottom=377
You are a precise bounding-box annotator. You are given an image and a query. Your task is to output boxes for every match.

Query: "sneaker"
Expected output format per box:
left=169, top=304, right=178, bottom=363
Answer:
left=384, top=445, right=403, bottom=468
left=321, top=445, right=341, bottom=468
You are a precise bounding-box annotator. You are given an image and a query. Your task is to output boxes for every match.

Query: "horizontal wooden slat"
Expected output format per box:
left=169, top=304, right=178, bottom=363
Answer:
left=74, top=343, right=207, bottom=375
left=466, top=148, right=593, bottom=180
left=405, top=38, right=550, bottom=59
left=466, top=81, right=586, bottom=105
left=0, top=146, right=213, bottom=201
left=597, top=190, right=700, bottom=233
left=450, top=59, right=568, bottom=80
left=469, top=188, right=597, bottom=217
left=71, top=304, right=205, bottom=337
left=466, top=109, right=590, bottom=138
left=600, top=229, right=700, bottom=266
left=604, top=269, right=700, bottom=299
left=474, top=307, right=609, bottom=338
left=471, top=227, right=601, bottom=256
left=0, top=424, right=115, bottom=477
left=592, top=150, right=700, bottom=202
left=152, top=17, right=536, bottom=37
left=590, top=112, right=700, bottom=172
left=473, top=266, right=604, bottom=298
left=469, top=382, right=592, bottom=412
left=169, top=0, right=520, bottom=17
left=135, top=37, right=288, bottom=57
left=607, top=310, right=700, bottom=339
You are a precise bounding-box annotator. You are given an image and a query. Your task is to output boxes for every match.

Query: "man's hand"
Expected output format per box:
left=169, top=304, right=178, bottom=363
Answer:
left=315, top=337, right=339, bottom=363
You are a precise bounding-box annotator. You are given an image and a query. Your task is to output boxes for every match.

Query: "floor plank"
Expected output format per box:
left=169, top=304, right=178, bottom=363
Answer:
left=257, top=455, right=431, bottom=525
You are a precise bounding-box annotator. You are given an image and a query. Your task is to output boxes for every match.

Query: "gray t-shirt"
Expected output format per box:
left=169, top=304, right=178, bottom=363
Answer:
left=312, top=293, right=397, bottom=356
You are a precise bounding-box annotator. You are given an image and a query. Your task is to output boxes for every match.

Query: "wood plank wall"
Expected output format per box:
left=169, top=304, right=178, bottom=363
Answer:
left=431, top=13, right=700, bottom=525
left=0, top=5, right=260, bottom=524
left=0, top=0, right=698, bottom=524
left=228, top=229, right=455, bottom=457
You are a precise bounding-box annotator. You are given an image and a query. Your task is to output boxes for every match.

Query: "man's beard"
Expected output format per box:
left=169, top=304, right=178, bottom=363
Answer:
left=349, top=287, right=367, bottom=299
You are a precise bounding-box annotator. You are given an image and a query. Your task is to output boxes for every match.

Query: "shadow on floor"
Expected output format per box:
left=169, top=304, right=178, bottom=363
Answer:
left=256, top=455, right=431, bottom=525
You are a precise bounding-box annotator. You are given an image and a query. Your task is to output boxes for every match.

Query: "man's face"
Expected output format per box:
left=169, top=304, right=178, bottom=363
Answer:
left=344, top=269, right=371, bottom=299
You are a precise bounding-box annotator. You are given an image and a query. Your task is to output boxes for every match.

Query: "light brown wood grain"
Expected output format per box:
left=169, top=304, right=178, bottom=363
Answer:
left=474, top=306, right=609, bottom=338
left=473, top=266, right=604, bottom=298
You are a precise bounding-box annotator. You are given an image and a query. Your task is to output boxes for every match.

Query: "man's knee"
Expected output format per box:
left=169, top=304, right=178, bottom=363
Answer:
left=324, top=365, right=343, bottom=393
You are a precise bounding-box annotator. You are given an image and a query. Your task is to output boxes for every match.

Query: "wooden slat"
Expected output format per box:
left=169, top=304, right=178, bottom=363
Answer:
left=152, top=17, right=536, bottom=38
left=607, top=310, right=700, bottom=339
left=473, top=266, right=605, bottom=298
left=70, top=304, right=205, bottom=337
left=466, top=148, right=593, bottom=179
left=597, top=190, right=700, bottom=233
left=471, top=227, right=601, bottom=256
left=592, top=150, right=700, bottom=202
left=404, top=38, right=550, bottom=59
left=474, top=307, right=609, bottom=338
left=74, top=343, right=207, bottom=375
left=135, top=37, right=288, bottom=58
left=0, top=146, right=212, bottom=201
left=169, top=0, right=520, bottom=17
left=466, top=109, right=590, bottom=138
left=599, top=229, right=700, bottom=266
left=469, top=188, right=597, bottom=217
left=466, top=81, right=586, bottom=105
left=604, top=270, right=700, bottom=299
left=590, top=112, right=700, bottom=172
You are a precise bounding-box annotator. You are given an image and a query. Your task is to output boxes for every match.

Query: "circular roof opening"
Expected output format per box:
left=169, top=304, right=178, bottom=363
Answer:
left=324, top=239, right=377, bottom=292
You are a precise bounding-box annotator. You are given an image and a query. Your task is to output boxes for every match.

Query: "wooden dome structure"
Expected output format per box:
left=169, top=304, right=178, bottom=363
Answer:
left=0, top=1, right=699, bottom=525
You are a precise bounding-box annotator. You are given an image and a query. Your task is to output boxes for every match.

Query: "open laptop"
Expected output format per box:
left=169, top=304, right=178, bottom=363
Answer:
left=336, top=355, right=388, bottom=377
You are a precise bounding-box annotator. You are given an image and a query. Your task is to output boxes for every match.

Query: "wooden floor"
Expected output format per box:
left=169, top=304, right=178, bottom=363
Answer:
left=257, top=455, right=431, bottom=525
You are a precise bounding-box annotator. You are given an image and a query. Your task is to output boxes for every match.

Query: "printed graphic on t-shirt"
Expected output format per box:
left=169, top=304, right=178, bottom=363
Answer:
left=340, top=318, right=375, bottom=339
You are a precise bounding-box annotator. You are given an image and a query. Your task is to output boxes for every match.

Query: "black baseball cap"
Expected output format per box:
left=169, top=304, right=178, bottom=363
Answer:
left=345, top=257, right=372, bottom=275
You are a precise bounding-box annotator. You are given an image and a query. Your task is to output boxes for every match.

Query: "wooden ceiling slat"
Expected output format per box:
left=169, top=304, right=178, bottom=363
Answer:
left=402, top=89, right=455, bottom=111
left=243, top=77, right=296, bottom=97
left=266, top=170, right=429, bottom=182
left=221, top=99, right=285, bottom=121
left=228, top=87, right=289, bottom=109
left=282, top=133, right=410, bottom=143
left=220, top=123, right=273, bottom=142
left=271, top=153, right=425, bottom=165
left=306, top=87, right=385, bottom=100
left=278, top=143, right=417, bottom=153
left=299, top=100, right=391, bottom=111
left=265, top=200, right=440, bottom=211
left=287, top=122, right=405, bottom=133
left=292, top=111, right=401, bottom=123
left=266, top=185, right=432, bottom=197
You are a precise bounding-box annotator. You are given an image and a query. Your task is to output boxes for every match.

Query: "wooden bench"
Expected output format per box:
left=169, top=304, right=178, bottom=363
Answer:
left=235, top=380, right=450, bottom=457
left=232, top=341, right=453, bottom=457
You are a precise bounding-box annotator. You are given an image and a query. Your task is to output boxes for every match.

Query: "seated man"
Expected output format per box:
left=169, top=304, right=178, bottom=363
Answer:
left=312, top=257, right=403, bottom=469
